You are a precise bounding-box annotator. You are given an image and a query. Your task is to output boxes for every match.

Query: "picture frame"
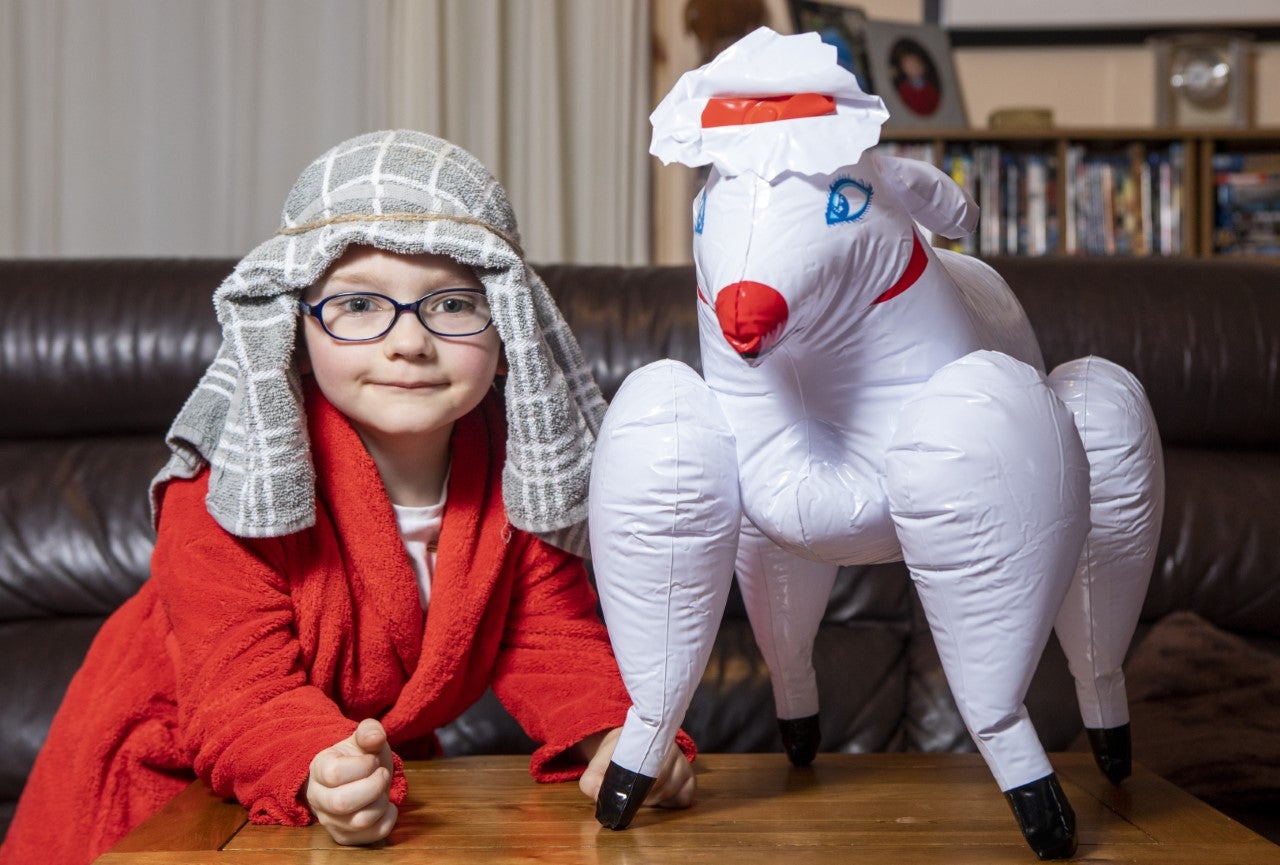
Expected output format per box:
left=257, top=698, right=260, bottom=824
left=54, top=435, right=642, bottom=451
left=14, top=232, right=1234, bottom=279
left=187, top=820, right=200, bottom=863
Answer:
left=787, top=1, right=874, bottom=95
left=863, top=20, right=968, bottom=130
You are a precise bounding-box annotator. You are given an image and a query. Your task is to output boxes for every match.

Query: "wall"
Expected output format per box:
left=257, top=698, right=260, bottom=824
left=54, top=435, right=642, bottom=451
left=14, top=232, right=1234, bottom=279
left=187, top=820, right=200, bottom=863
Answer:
left=957, top=43, right=1280, bottom=129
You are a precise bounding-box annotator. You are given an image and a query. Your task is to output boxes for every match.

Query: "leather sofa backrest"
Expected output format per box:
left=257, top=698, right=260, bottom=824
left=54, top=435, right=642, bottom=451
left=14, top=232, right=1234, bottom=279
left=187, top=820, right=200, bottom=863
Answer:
left=1, top=260, right=230, bottom=624
left=4, top=256, right=1279, bottom=628
left=0, top=258, right=230, bottom=439
left=988, top=256, right=1280, bottom=450
left=5, top=256, right=1276, bottom=444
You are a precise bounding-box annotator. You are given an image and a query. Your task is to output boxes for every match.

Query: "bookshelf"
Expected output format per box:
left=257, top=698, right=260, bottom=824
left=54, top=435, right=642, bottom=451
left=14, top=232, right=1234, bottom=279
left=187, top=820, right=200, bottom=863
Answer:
left=879, top=129, right=1280, bottom=258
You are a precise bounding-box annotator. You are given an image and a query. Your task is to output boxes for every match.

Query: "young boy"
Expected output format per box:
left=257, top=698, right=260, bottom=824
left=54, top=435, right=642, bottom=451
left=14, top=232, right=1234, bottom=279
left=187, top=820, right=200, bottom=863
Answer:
left=0, top=130, right=694, bottom=865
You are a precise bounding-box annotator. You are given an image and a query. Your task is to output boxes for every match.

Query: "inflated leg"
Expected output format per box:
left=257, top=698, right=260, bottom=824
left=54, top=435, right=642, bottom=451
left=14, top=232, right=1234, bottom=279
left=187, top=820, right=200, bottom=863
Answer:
left=885, top=350, right=1090, bottom=860
left=735, top=518, right=840, bottom=765
left=588, top=360, right=741, bottom=828
left=1048, top=357, right=1164, bottom=784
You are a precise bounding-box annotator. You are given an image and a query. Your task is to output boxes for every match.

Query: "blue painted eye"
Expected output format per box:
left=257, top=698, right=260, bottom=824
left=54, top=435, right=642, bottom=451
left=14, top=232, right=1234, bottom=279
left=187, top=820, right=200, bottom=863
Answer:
left=826, top=178, right=873, bottom=225
left=694, top=189, right=707, bottom=235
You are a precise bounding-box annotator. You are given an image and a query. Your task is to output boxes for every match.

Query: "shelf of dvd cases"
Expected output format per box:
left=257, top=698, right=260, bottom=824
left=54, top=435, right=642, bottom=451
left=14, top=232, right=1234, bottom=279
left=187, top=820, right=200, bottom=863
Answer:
left=878, top=129, right=1280, bottom=258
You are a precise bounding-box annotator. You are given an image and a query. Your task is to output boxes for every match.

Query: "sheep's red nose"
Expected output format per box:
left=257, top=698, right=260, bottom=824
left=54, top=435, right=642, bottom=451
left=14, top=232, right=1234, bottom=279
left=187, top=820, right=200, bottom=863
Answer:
left=715, top=280, right=788, bottom=358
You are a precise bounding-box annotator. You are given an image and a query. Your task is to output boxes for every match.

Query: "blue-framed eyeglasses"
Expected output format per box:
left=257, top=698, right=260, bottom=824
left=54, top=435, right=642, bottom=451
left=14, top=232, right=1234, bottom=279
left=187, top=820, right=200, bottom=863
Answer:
left=298, top=288, right=493, bottom=342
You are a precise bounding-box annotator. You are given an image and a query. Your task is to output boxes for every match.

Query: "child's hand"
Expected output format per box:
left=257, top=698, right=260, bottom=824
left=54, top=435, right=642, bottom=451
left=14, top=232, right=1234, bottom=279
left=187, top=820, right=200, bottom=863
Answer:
left=305, top=718, right=398, bottom=846
left=578, top=727, right=695, bottom=809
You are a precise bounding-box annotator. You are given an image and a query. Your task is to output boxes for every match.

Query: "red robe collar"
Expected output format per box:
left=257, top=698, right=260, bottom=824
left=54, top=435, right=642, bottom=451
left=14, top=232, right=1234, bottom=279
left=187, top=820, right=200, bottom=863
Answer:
left=304, top=379, right=512, bottom=742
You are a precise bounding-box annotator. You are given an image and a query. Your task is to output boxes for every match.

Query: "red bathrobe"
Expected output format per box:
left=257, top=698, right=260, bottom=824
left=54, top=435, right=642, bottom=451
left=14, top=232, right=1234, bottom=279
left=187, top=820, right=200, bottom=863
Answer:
left=1, top=386, right=659, bottom=865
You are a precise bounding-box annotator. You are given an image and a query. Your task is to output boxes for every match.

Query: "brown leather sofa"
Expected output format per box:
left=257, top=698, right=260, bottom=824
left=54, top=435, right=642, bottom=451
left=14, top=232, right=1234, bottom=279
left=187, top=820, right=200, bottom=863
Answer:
left=1, top=255, right=1277, bottom=844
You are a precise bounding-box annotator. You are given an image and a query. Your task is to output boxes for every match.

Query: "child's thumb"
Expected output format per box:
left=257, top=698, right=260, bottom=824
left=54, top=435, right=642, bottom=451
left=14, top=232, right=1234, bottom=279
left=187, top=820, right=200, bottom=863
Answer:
left=353, top=718, right=389, bottom=756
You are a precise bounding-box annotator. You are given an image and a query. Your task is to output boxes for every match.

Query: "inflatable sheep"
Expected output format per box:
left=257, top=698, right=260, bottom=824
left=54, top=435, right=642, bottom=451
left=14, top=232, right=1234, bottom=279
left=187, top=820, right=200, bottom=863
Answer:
left=588, top=27, right=1164, bottom=861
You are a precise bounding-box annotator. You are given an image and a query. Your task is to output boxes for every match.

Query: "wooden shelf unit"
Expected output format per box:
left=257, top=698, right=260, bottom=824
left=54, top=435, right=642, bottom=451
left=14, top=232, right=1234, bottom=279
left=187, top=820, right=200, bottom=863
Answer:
left=879, top=128, right=1280, bottom=258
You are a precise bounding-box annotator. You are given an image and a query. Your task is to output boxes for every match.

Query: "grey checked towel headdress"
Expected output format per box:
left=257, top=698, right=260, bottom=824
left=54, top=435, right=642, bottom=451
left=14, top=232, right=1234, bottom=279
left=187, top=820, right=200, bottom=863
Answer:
left=152, top=130, right=607, bottom=557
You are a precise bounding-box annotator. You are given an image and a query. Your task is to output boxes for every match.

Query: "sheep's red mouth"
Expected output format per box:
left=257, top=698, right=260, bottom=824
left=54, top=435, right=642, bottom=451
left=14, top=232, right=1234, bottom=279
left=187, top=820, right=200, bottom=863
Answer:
left=715, top=280, right=788, bottom=358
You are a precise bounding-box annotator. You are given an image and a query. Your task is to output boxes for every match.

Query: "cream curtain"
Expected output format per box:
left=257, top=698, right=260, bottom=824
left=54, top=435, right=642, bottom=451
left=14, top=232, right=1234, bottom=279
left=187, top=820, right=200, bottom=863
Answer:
left=389, top=0, right=652, bottom=264
left=0, top=0, right=650, bottom=263
left=0, top=0, right=391, bottom=257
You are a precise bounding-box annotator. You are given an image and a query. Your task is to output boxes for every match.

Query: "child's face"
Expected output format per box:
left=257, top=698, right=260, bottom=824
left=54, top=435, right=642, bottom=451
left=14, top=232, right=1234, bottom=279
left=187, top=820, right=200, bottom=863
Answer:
left=301, top=245, right=502, bottom=454
left=899, top=53, right=926, bottom=78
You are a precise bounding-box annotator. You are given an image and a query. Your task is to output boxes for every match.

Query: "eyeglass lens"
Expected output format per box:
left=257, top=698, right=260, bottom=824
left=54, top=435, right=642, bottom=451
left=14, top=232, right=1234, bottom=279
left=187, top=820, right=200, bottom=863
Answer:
left=320, top=290, right=491, bottom=340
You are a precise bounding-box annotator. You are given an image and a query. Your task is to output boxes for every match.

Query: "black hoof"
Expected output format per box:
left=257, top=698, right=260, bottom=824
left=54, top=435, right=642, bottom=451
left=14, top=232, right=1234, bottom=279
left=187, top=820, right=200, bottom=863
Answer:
left=594, top=761, right=656, bottom=830
left=1004, top=773, right=1078, bottom=860
left=1086, top=723, right=1131, bottom=784
left=777, top=714, right=821, bottom=767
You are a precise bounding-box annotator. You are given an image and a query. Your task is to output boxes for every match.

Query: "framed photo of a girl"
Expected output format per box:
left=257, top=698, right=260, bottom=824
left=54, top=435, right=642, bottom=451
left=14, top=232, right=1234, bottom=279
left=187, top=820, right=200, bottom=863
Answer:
left=865, top=20, right=968, bottom=130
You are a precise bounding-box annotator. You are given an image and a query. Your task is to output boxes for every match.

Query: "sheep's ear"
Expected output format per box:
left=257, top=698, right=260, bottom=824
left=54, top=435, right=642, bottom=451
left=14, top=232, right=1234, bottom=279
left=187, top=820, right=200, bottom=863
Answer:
left=872, top=153, right=978, bottom=240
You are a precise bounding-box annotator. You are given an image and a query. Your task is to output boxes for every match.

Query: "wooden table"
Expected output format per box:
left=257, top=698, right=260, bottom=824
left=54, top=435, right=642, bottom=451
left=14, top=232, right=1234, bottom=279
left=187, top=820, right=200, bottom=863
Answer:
left=96, top=752, right=1280, bottom=864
